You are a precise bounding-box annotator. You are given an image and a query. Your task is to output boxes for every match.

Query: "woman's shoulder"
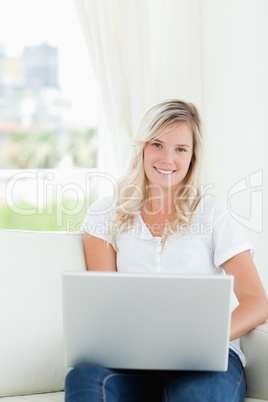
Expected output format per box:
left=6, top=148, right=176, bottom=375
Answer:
left=80, top=196, right=115, bottom=235
left=198, top=194, right=226, bottom=208
left=87, top=196, right=116, bottom=215
left=196, top=195, right=229, bottom=222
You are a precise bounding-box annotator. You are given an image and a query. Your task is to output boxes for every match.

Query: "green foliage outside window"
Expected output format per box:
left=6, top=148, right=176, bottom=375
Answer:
left=0, top=127, right=97, bottom=231
left=0, top=127, right=97, bottom=169
left=0, top=196, right=95, bottom=232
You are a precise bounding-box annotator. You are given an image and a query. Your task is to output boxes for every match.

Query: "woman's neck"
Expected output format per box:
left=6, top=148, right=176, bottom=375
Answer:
left=142, top=191, right=176, bottom=215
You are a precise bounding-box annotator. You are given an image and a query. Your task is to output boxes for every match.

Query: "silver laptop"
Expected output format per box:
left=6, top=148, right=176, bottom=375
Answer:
left=63, top=272, right=233, bottom=371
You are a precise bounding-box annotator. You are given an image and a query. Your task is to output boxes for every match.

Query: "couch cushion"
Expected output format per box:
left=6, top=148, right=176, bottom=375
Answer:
left=0, top=391, right=64, bottom=401
left=0, top=230, right=86, bottom=397
left=0, top=393, right=264, bottom=402
left=241, top=322, right=268, bottom=401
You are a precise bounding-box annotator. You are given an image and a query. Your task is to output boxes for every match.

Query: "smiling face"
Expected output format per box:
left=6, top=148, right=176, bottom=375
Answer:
left=143, top=122, right=193, bottom=196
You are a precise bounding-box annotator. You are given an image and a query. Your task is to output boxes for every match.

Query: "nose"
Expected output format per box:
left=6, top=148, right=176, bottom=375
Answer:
left=160, top=148, right=174, bottom=165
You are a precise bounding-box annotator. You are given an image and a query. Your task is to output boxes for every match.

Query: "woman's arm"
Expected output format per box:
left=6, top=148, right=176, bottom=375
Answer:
left=222, top=250, right=268, bottom=340
left=83, top=232, right=117, bottom=271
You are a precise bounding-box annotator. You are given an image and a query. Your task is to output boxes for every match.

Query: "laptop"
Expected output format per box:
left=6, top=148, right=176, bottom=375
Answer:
left=62, top=272, right=233, bottom=371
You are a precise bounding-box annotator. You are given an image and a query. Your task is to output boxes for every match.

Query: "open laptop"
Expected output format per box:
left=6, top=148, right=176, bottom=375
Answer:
left=62, top=272, right=233, bottom=371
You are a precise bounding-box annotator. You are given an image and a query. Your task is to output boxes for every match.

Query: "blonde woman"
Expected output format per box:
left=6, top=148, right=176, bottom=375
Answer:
left=65, top=100, right=268, bottom=402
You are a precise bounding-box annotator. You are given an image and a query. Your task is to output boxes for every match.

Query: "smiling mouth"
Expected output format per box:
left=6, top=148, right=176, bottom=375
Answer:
left=154, top=167, right=176, bottom=175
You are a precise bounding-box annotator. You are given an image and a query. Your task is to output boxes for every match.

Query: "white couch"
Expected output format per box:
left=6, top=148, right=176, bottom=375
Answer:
left=0, top=229, right=267, bottom=402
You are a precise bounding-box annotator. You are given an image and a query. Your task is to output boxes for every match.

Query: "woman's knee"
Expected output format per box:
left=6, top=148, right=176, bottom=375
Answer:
left=66, top=365, right=109, bottom=384
left=162, top=354, right=247, bottom=402
left=65, top=366, right=157, bottom=402
left=65, top=365, right=111, bottom=401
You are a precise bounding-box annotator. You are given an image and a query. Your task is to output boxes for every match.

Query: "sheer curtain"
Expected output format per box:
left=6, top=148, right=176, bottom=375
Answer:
left=74, top=0, right=203, bottom=179
left=74, top=0, right=268, bottom=289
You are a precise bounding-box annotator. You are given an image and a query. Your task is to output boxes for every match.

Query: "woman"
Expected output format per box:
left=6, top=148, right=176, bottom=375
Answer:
left=65, top=100, right=268, bottom=402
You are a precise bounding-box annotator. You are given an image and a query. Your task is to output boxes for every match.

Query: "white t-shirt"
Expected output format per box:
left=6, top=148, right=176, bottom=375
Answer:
left=81, top=195, right=253, bottom=366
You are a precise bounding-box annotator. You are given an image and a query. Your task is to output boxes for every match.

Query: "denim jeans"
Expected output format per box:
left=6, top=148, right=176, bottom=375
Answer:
left=65, top=349, right=247, bottom=402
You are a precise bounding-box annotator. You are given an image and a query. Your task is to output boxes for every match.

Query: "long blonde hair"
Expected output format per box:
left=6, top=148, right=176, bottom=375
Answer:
left=109, top=99, right=203, bottom=249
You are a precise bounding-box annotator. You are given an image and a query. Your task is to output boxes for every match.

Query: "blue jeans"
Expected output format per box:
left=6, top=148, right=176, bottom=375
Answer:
left=65, top=349, right=247, bottom=402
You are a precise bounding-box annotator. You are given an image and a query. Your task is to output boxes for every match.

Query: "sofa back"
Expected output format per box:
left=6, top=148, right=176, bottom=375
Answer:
left=0, top=229, right=86, bottom=397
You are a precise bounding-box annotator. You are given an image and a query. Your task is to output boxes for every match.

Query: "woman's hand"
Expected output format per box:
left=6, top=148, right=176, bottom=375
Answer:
left=222, top=250, right=268, bottom=340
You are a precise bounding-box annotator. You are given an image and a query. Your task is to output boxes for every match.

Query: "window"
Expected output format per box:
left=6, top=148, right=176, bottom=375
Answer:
left=0, top=0, right=99, bottom=231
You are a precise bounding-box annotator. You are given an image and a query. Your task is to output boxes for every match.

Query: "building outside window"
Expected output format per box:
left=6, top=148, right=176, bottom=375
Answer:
left=0, top=0, right=99, bottom=232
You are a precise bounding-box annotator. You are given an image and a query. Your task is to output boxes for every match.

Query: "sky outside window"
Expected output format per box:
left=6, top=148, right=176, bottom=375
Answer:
left=0, top=0, right=99, bottom=127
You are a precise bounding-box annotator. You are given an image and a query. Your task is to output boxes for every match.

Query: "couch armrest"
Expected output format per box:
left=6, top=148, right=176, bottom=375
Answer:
left=241, top=321, right=268, bottom=400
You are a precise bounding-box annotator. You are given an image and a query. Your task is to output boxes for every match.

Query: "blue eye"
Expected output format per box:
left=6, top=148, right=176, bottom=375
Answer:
left=177, top=148, right=186, bottom=152
left=152, top=142, right=162, bottom=148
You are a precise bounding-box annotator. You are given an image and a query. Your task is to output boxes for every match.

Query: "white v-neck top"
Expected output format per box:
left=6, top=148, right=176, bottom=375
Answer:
left=81, top=195, right=253, bottom=366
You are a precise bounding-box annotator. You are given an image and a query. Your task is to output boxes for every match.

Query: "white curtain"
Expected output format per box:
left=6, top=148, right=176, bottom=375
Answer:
left=74, top=0, right=268, bottom=290
left=74, top=0, right=203, bottom=179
